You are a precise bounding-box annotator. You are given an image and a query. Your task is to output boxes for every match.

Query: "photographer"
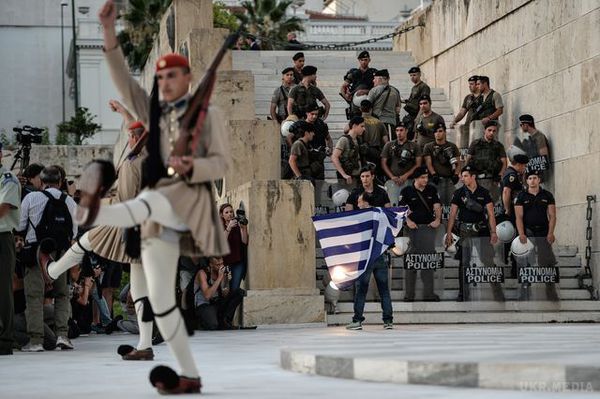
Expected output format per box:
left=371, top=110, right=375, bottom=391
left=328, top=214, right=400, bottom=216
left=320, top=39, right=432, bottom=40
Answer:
left=17, top=165, right=77, bottom=351
left=194, top=257, right=244, bottom=330
left=219, top=203, right=248, bottom=291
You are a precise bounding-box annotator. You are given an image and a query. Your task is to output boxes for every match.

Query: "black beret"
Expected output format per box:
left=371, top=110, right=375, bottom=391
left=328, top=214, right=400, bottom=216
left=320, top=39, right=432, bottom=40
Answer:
left=519, top=114, right=535, bottom=124
left=461, top=164, right=478, bottom=174
left=525, top=169, right=542, bottom=179
left=357, top=51, right=370, bottom=59
left=281, top=67, right=294, bottom=75
left=419, top=94, right=432, bottom=103
left=292, top=52, right=304, bottom=61
left=305, top=103, right=320, bottom=113
left=408, top=66, right=421, bottom=73
left=374, top=69, right=389, bottom=78
left=360, top=99, right=372, bottom=108
left=484, top=120, right=499, bottom=129
left=468, top=75, right=479, bottom=82
left=434, top=122, right=446, bottom=131
left=395, top=121, right=407, bottom=129
left=301, top=65, right=317, bottom=76
left=411, top=166, right=429, bottom=179
left=513, top=154, right=530, bottom=165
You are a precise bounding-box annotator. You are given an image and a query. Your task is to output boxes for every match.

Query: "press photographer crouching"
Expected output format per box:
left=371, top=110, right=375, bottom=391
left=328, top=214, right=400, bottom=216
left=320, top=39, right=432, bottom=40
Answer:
left=194, top=257, right=244, bottom=330
left=219, top=203, right=249, bottom=291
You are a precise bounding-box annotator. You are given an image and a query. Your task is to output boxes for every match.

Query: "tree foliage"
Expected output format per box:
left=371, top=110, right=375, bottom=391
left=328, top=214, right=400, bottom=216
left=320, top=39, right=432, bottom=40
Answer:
left=56, top=107, right=102, bottom=145
left=236, top=0, right=304, bottom=50
left=117, top=0, right=173, bottom=71
left=214, top=1, right=240, bottom=32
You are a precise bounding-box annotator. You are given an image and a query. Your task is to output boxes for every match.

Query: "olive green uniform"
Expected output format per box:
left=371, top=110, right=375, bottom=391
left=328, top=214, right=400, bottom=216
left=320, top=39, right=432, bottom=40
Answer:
left=423, top=141, right=460, bottom=204
left=290, top=139, right=311, bottom=177
left=468, top=138, right=506, bottom=203
left=335, top=134, right=361, bottom=179
left=414, top=111, right=445, bottom=149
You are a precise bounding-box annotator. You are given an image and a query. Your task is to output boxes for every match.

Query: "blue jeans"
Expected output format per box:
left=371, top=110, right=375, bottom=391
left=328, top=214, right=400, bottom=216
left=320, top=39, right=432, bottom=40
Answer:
left=229, top=261, right=247, bottom=291
left=90, top=285, right=112, bottom=326
left=353, top=255, right=393, bottom=323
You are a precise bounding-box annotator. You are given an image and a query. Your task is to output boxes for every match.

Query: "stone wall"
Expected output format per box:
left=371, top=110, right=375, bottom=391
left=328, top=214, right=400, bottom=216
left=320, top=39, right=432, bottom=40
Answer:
left=2, top=145, right=113, bottom=178
left=395, top=0, right=600, bottom=289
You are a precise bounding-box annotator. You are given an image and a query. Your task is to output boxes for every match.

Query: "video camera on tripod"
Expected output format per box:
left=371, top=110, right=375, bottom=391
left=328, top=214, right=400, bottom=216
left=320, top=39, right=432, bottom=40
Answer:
left=13, top=125, right=43, bottom=145
left=11, top=125, right=44, bottom=171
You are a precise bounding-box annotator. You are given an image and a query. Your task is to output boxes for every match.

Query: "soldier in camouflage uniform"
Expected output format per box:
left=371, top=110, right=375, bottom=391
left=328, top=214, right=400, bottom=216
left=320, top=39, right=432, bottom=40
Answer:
left=466, top=120, right=507, bottom=205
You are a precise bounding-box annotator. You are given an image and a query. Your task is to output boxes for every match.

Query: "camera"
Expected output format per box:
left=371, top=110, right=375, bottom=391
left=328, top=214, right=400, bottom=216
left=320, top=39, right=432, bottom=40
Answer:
left=13, top=125, right=43, bottom=146
left=235, top=209, right=248, bottom=226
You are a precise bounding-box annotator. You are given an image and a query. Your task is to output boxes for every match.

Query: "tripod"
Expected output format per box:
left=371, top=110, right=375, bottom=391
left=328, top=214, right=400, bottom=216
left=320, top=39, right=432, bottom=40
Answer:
left=10, top=143, right=32, bottom=173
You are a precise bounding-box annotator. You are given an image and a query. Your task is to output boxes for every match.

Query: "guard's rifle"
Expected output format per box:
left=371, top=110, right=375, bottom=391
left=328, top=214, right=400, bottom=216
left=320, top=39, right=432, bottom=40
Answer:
left=175, top=29, right=241, bottom=157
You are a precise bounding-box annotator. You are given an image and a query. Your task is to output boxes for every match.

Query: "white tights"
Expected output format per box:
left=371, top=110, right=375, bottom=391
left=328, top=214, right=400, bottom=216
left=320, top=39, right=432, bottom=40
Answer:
left=84, top=190, right=198, bottom=378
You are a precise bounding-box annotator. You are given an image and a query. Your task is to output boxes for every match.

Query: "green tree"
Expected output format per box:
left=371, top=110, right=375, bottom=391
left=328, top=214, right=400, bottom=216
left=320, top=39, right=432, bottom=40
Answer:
left=236, top=0, right=304, bottom=50
left=213, top=1, right=240, bottom=32
left=56, top=107, right=102, bottom=145
left=118, top=0, right=173, bottom=71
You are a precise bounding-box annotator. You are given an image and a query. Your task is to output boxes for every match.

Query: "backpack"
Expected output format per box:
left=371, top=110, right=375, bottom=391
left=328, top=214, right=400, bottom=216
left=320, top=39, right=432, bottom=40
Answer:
left=33, top=190, right=73, bottom=251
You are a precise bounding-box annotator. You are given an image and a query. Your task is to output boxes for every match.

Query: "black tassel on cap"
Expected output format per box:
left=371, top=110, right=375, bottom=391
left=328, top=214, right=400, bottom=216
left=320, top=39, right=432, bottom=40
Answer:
left=142, top=76, right=168, bottom=188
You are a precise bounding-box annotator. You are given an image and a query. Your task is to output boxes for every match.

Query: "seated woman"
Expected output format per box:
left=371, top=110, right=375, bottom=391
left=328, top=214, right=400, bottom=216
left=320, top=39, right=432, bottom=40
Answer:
left=194, top=257, right=244, bottom=330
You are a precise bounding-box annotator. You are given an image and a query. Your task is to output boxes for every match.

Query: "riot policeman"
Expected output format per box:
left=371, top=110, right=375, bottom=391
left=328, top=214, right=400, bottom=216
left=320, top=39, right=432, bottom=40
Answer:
left=466, top=120, right=507, bottom=204
left=446, top=165, right=505, bottom=302
left=514, top=170, right=559, bottom=301
left=501, top=153, right=529, bottom=276
left=399, top=167, right=442, bottom=302
left=423, top=123, right=461, bottom=207
left=380, top=122, right=422, bottom=205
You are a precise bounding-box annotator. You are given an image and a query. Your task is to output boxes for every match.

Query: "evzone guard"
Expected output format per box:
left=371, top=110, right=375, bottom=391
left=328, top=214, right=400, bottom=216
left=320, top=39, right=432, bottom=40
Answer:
left=44, top=0, right=235, bottom=394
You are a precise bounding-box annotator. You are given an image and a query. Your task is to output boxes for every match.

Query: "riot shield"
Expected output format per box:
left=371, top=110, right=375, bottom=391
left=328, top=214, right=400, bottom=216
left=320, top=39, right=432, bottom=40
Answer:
left=459, top=236, right=507, bottom=305
left=401, top=225, right=445, bottom=301
left=514, top=235, right=560, bottom=305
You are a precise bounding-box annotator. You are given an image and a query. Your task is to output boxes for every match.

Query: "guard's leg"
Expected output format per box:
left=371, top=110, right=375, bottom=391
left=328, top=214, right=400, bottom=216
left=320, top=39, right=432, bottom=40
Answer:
left=43, top=233, right=92, bottom=281
left=142, top=237, right=199, bottom=379
left=82, top=190, right=187, bottom=232
left=119, top=262, right=155, bottom=360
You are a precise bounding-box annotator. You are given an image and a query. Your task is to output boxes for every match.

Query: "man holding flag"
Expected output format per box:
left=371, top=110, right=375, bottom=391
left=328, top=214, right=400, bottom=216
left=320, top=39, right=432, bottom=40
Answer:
left=312, top=190, right=408, bottom=331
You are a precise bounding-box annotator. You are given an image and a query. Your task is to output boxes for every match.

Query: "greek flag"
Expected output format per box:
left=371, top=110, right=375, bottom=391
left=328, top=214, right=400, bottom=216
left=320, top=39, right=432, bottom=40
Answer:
left=312, top=206, right=409, bottom=290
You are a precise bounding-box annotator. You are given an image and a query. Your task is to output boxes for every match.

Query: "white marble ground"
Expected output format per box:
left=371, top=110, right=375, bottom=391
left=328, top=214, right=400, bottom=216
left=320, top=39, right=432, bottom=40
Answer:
left=1, top=324, right=599, bottom=398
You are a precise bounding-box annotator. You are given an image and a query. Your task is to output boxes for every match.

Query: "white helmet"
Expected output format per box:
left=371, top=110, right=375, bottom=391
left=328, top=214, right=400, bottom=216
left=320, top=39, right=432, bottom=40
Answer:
left=352, top=94, right=369, bottom=108
left=497, top=221, right=516, bottom=243
left=511, top=237, right=534, bottom=258
left=506, top=144, right=527, bottom=162
left=281, top=120, right=296, bottom=138
left=444, top=233, right=459, bottom=254
left=391, top=236, right=410, bottom=256
left=332, top=189, right=350, bottom=207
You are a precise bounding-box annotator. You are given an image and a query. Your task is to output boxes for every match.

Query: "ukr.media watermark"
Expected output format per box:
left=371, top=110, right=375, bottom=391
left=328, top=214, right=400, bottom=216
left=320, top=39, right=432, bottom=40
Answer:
left=519, top=381, right=595, bottom=392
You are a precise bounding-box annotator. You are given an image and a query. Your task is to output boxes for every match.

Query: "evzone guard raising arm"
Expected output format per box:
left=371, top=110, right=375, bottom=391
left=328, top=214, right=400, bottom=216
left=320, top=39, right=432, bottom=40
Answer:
left=62, top=0, right=231, bottom=395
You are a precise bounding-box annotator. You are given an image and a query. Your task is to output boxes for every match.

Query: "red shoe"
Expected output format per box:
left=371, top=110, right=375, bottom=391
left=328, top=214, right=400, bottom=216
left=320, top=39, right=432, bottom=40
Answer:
left=150, top=366, right=202, bottom=395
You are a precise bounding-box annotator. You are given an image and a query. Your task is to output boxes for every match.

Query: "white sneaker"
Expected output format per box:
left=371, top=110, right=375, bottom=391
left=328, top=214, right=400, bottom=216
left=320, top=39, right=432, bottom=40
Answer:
left=21, top=343, right=44, bottom=352
left=56, top=336, right=74, bottom=350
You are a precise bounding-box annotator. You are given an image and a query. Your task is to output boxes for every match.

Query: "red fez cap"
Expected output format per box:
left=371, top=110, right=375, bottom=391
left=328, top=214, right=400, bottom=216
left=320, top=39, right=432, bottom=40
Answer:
left=156, top=53, right=190, bottom=72
left=128, top=121, right=145, bottom=131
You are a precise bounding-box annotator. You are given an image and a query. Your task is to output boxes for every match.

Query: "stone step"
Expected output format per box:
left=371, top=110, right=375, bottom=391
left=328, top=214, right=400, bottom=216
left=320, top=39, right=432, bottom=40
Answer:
left=334, top=300, right=600, bottom=312
left=326, top=310, right=600, bottom=324
left=332, top=289, right=593, bottom=302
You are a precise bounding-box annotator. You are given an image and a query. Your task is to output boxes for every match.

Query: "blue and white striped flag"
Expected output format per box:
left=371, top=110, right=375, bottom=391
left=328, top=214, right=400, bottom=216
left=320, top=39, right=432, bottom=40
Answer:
left=312, top=206, right=409, bottom=290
